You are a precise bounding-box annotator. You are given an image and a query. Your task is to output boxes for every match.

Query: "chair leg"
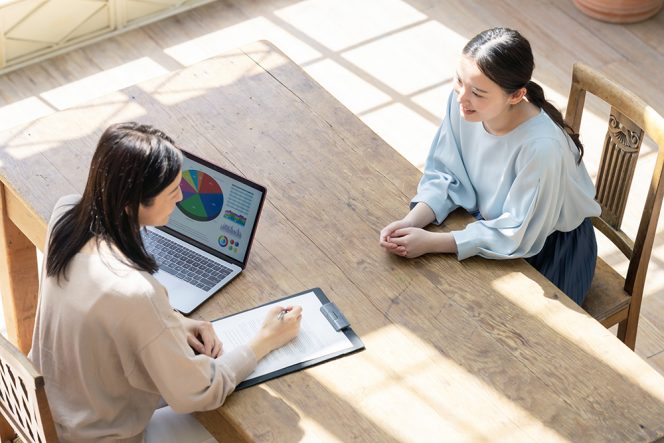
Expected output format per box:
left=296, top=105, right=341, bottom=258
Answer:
left=617, top=317, right=638, bottom=350
left=0, top=413, right=16, bottom=442
left=620, top=297, right=643, bottom=350
left=617, top=319, right=628, bottom=341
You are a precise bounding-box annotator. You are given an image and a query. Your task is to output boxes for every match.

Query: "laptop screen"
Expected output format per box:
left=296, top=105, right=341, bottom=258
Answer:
left=161, top=150, right=266, bottom=266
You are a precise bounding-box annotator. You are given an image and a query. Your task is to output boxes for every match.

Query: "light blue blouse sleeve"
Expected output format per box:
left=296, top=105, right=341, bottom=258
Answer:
left=410, top=91, right=477, bottom=224
left=451, top=139, right=564, bottom=260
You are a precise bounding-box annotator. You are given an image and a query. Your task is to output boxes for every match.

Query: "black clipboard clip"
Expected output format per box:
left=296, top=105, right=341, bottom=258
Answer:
left=320, top=302, right=350, bottom=331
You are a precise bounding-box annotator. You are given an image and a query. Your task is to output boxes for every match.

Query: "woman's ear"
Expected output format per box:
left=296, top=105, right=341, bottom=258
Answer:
left=508, top=87, right=527, bottom=105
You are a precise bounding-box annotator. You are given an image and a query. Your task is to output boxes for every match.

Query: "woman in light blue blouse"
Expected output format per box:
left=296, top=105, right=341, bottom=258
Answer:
left=379, top=27, right=600, bottom=305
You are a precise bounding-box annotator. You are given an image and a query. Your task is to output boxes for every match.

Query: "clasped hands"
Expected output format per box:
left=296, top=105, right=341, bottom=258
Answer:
left=380, top=219, right=457, bottom=258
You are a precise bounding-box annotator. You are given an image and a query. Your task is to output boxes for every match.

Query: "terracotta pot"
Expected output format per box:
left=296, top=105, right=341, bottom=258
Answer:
left=572, top=0, right=664, bottom=23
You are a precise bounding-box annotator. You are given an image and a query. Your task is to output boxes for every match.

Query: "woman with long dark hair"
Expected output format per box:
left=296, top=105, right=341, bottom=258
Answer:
left=380, top=28, right=600, bottom=305
left=30, top=122, right=302, bottom=442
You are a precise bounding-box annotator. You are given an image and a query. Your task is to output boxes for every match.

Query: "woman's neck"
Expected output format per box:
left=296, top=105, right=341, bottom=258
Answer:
left=483, top=100, right=540, bottom=136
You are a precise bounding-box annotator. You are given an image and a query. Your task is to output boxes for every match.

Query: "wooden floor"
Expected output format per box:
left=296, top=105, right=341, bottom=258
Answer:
left=0, top=0, right=663, bottom=375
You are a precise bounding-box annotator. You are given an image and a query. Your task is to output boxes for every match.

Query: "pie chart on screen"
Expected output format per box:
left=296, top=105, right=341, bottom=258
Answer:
left=177, top=170, right=223, bottom=221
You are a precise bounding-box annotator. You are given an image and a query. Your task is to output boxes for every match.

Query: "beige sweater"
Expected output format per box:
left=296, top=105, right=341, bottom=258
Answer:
left=29, top=195, right=257, bottom=442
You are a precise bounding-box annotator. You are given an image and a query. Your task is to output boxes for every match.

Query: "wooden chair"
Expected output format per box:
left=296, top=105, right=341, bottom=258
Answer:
left=0, top=333, right=58, bottom=443
left=565, top=62, right=664, bottom=350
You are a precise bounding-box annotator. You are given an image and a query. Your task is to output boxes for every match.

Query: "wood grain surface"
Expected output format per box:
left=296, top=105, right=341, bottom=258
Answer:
left=0, top=41, right=663, bottom=442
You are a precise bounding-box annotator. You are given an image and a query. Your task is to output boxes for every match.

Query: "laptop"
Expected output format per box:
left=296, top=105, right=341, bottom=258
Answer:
left=142, top=149, right=266, bottom=314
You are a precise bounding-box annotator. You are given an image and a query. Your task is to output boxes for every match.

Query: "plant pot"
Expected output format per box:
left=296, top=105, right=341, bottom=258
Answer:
left=572, top=0, right=664, bottom=23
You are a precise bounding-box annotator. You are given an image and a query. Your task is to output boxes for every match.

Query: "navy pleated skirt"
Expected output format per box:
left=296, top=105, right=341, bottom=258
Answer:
left=525, top=218, right=597, bottom=305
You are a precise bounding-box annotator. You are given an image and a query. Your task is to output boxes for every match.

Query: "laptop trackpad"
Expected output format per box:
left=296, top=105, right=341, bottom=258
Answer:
left=154, top=270, right=207, bottom=314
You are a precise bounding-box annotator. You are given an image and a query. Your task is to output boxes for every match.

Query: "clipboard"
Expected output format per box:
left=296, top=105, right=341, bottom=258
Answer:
left=211, top=287, right=365, bottom=390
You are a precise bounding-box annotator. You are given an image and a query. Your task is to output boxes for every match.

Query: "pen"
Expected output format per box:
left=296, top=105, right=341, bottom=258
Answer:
left=277, top=307, right=292, bottom=321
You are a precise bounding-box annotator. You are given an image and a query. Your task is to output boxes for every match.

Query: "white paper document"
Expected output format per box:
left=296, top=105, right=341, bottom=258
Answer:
left=212, top=291, right=354, bottom=382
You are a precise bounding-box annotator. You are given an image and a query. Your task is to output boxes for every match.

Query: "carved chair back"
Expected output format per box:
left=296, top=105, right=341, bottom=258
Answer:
left=0, top=333, right=58, bottom=443
left=565, top=62, right=664, bottom=348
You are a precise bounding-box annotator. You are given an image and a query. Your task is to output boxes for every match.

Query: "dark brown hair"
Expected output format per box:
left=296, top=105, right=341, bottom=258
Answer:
left=463, top=27, right=583, bottom=161
left=46, top=122, right=182, bottom=280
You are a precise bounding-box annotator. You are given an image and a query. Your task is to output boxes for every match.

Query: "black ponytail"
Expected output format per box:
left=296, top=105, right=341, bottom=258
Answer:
left=464, top=27, right=584, bottom=162
left=525, top=81, right=584, bottom=162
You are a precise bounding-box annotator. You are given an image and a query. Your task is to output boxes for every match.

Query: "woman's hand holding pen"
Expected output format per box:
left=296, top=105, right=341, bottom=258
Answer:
left=249, top=305, right=302, bottom=361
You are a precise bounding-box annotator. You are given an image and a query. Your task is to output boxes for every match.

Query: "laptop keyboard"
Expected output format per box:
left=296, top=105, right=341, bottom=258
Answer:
left=143, top=230, right=233, bottom=291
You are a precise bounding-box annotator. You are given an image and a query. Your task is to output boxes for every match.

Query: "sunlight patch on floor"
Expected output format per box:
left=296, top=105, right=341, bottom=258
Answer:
left=341, top=21, right=464, bottom=97
left=163, top=16, right=321, bottom=67
left=360, top=102, right=437, bottom=169
left=273, top=0, right=427, bottom=52
left=410, top=83, right=452, bottom=119
left=303, top=59, right=391, bottom=114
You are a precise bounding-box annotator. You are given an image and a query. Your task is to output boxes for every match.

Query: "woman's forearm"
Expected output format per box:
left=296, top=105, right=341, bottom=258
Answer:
left=431, top=232, right=458, bottom=254
left=404, top=202, right=437, bottom=228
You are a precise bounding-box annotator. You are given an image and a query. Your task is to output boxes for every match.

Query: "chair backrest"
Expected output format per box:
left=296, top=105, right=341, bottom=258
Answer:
left=0, top=334, right=58, bottom=443
left=565, top=62, right=664, bottom=298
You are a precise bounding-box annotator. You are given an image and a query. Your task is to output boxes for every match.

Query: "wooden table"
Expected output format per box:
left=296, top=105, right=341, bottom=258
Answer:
left=1, top=41, right=663, bottom=442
